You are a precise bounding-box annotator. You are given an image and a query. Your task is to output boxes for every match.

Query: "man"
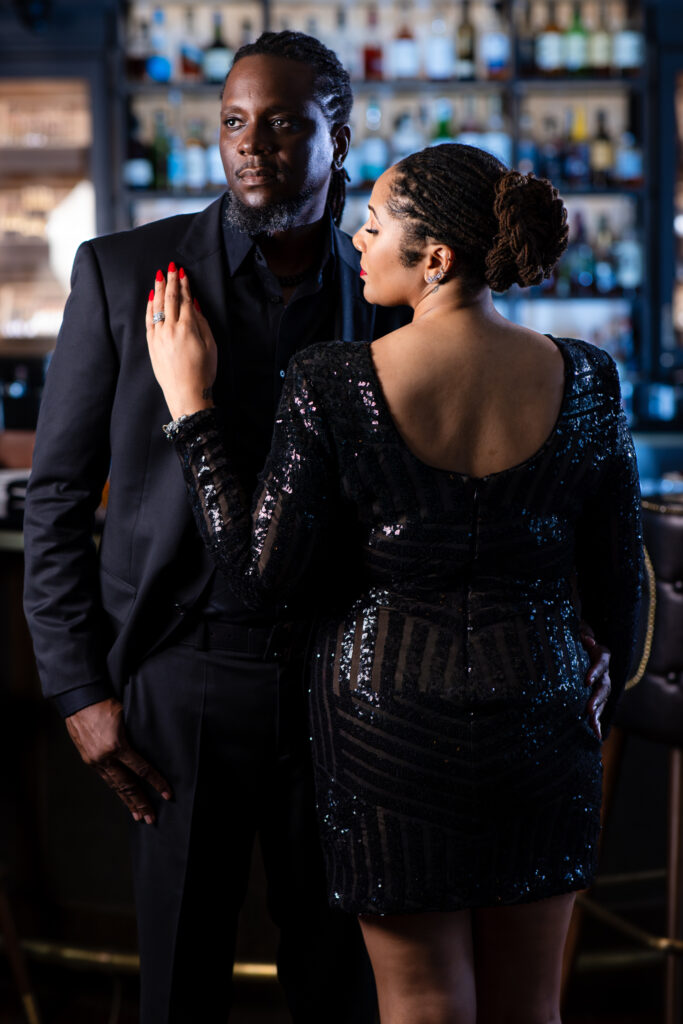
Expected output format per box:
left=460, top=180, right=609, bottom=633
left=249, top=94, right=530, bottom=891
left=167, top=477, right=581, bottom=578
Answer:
left=23, top=31, right=407, bottom=1024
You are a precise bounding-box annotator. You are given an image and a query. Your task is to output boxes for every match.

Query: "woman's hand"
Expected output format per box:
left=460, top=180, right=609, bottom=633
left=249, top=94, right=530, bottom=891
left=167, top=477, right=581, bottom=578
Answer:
left=581, top=632, right=611, bottom=741
left=146, top=262, right=218, bottom=421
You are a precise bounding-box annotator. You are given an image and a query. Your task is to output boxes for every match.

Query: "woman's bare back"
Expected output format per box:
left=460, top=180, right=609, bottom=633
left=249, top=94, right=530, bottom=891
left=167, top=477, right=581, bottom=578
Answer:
left=369, top=315, right=566, bottom=479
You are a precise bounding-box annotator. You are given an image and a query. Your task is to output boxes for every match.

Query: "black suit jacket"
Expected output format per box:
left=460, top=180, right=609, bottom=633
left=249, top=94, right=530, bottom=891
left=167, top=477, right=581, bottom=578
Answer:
left=23, top=197, right=408, bottom=716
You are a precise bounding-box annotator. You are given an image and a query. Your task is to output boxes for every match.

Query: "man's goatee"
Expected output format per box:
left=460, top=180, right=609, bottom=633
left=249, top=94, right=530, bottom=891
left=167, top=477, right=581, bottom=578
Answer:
left=224, top=189, right=315, bottom=236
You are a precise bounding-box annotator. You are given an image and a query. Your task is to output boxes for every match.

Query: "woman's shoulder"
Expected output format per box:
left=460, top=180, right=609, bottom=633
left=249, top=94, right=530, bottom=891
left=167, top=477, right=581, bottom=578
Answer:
left=554, top=336, right=618, bottom=378
left=554, top=336, right=622, bottom=413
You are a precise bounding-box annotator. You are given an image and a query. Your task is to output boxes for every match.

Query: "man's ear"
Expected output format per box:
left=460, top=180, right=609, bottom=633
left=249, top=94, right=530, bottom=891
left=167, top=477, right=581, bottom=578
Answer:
left=332, top=124, right=351, bottom=170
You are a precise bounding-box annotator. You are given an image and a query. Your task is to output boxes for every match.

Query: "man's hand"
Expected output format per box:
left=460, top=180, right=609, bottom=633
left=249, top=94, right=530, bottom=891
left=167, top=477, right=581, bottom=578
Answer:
left=580, top=629, right=611, bottom=741
left=65, top=698, right=172, bottom=823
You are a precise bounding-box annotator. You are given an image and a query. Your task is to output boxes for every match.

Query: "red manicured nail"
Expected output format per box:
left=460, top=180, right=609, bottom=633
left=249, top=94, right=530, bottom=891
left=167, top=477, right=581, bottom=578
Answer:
left=193, top=297, right=201, bottom=313
left=155, top=269, right=164, bottom=282
left=178, top=267, right=185, bottom=279
left=148, top=290, right=154, bottom=302
left=168, top=261, right=176, bottom=273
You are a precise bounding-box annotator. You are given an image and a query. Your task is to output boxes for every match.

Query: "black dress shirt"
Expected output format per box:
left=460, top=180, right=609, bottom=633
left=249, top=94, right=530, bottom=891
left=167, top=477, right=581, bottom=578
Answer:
left=201, top=200, right=338, bottom=624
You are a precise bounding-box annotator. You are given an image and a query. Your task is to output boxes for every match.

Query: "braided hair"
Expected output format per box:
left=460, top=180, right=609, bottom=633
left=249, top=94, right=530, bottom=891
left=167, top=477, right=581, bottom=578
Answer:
left=230, top=31, right=353, bottom=227
left=387, top=144, right=568, bottom=295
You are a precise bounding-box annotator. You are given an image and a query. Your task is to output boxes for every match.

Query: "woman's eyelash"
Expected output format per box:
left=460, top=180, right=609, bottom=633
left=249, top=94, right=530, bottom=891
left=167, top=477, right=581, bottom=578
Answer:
left=365, top=228, right=378, bottom=235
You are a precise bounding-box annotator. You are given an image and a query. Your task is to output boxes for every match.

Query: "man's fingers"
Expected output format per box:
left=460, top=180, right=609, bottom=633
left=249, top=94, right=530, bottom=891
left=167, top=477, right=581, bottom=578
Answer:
left=95, top=762, right=157, bottom=824
left=586, top=653, right=610, bottom=685
left=119, top=746, right=172, bottom=801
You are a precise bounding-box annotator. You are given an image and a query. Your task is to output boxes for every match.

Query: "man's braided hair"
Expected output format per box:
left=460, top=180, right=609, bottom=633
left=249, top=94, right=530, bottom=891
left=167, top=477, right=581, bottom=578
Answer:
left=230, top=31, right=353, bottom=227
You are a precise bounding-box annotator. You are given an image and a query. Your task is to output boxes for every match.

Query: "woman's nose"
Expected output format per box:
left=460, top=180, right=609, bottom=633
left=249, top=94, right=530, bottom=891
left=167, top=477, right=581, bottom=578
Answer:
left=352, top=228, right=365, bottom=253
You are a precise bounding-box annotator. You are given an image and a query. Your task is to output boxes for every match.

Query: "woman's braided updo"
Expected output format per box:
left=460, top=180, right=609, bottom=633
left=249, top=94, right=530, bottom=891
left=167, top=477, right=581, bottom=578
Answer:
left=387, top=144, right=568, bottom=294
left=230, top=31, right=353, bottom=227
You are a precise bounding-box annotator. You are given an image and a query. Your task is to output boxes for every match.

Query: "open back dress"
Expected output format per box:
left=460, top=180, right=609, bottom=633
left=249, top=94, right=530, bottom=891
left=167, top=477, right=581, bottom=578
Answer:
left=171, top=336, right=642, bottom=914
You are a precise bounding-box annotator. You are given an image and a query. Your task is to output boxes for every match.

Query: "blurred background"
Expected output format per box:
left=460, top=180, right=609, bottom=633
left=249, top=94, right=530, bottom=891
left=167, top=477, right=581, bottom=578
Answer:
left=1, top=0, right=683, bottom=1021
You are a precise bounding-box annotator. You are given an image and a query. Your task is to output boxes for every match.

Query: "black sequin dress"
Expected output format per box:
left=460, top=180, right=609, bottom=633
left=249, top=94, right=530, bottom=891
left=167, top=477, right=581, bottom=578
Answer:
left=172, top=336, right=642, bottom=914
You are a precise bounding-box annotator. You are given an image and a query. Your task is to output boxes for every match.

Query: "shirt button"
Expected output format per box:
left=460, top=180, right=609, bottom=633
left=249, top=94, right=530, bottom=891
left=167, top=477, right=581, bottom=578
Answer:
left=279, top=369, right=286, bottom=378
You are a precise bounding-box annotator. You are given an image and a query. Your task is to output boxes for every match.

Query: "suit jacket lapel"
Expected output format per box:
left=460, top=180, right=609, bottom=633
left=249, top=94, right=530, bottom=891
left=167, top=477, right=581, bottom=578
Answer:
left=175, top=196, right=233, bottom=387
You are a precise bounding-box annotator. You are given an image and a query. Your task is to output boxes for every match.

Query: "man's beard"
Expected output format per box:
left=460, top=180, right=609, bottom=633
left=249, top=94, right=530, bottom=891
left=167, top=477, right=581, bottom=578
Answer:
left=224, top=188, right=315, bottom=236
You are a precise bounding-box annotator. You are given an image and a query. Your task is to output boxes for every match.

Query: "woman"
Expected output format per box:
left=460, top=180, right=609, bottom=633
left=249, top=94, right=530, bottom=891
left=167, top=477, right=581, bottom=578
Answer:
left=146, top=144, right=642, bottom=1024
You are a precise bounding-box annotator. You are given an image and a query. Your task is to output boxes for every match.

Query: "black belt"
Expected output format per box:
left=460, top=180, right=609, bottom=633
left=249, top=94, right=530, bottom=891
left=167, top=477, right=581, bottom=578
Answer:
left=177, top=619, right=307, bottom=662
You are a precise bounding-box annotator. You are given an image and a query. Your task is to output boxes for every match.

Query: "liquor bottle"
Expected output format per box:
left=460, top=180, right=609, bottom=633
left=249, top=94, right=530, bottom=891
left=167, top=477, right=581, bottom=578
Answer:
left=483, top=94, right=511, bottom=166
left=535, top=1, right=563, bottom=78
left=613, top=223, right=643, bottom=291
left=126, top=16, right=151, bottom=82
left=455, top=0, right=476, bottom=81
left=593, top=214, right=618, bottom=295
left=424, top=6, right=455, bottom=80
left=537, top=115, right=563, bottom=183
left=146, top=7, right=172, bottom=83
left=563, top=2, right=588, bottom=76
left=478, top=1, right=511, bottom=81
left=431, top=98, right=457, bottom=144
left=456, top=96, right=484, bottom=148
left=564, top=105, right=590, bottom=187
left=167, top=132, right=187, bottom=192
left=184, top=120, right=208, bottom=192
left=566, top=210, right=595, bottom=294
left=361, top=98, right=389, bottom=184
left=180, top=7, right=203, bottom=82
left=392, top=110, right=427, bottom=162
left=515, top=0, right=536, bottom=78
left=122, top=112, right=154, bottom=190
left=239, top=19, right=255, bottom=48
left=363, top=6, right=384, bottom=81
left=614, top=130, right=643, bottom=187
left=388, top=1, right=420, bottom=79
left=151, top=109, right=171, bottom=190
left=612, top=0, right=644, bottom=77
left=587, top=1, right=611, bottom=78
left=203, top=10, right=233, bottom=84
left=589, top=109, right=614, bottom=187
left=516, top=112, right=538, bottom=176
left=334, top=6, right=362, bottom=80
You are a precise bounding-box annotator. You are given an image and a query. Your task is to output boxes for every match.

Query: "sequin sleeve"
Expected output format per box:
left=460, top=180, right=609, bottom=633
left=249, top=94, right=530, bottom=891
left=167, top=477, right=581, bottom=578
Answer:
left=574, top=357, right=643, bottom=724
left=171, top=354, right=337, bottom=610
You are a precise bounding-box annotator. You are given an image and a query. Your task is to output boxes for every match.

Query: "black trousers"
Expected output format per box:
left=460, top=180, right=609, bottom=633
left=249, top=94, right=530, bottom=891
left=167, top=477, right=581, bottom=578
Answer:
left=123, top=640, right=376, bottom=1023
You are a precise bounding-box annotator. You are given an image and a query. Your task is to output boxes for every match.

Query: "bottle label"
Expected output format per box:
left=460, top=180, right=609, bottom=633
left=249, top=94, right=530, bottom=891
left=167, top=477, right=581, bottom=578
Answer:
left=204, top=49, right=232, bottom=82
left=535, top=33, right=562, bottom=71
left=425, top=37, right=454, bottom=80
left=389, top=39, right=420, bottom=78
left=564, top=35, right=587, bottom=72
left=591, top=140, right=613, bottom=173
left=588, top=32, right=611, bottom=69
left=481, top=31, right=510, bottom=75
left=613, top=30, right=644, bottom=70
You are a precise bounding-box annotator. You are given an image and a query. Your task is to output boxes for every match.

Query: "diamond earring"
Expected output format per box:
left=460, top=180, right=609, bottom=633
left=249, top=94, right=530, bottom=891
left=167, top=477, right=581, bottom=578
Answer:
left=426, top=269, right=444, bottom=284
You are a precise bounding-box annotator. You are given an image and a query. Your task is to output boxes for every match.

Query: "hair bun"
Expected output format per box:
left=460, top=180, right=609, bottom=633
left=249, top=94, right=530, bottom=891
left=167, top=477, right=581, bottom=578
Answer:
left=485, top=171, right=568, bottom=293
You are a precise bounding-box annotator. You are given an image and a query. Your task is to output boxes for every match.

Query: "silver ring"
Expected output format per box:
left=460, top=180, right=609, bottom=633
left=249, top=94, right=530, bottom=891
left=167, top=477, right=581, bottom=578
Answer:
left=152, top=311, right=166, bottom=324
